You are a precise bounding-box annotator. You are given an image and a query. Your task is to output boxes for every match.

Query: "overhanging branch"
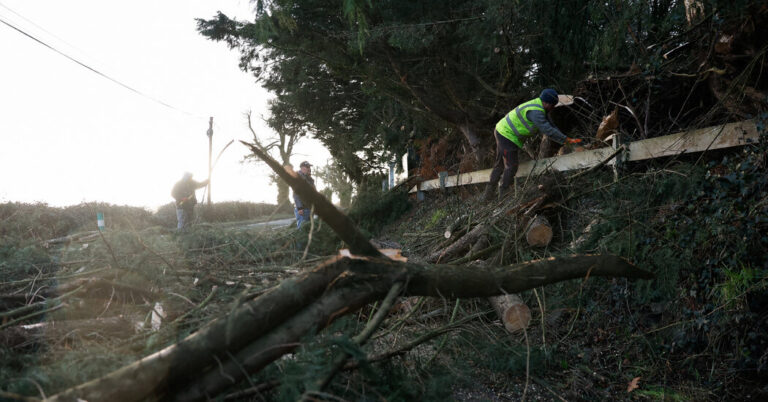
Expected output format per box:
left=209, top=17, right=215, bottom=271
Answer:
left=240, top=140, right=382, bottom=257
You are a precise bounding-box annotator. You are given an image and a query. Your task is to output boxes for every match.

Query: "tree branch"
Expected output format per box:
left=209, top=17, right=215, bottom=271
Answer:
left=240, top=140, right=382, bottom=257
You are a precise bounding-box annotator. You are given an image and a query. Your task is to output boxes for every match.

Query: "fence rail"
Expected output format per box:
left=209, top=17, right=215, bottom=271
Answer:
left=410, top=120, right=758, bottom=193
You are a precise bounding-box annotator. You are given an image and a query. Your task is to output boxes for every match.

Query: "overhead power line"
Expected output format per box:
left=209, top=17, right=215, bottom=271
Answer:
left=0, top=14, right=203, bottom=118
left=0, top=1, right=93, bottom=59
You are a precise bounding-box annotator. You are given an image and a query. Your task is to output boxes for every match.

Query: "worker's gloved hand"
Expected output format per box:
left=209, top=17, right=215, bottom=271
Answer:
left=565, top=137, right=582, bottom=144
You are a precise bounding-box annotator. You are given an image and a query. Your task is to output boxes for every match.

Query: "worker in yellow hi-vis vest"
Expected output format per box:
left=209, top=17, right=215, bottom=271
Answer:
left=483, top=88, right=582, bottom=201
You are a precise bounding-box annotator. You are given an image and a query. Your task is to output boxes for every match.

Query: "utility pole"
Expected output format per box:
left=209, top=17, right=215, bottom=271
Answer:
left=207, top=117, right=213, bottom=206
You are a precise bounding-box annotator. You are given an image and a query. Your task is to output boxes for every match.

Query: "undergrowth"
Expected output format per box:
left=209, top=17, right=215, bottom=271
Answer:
left=1, top=127, right=766, bottom=400
left=371, top=121, right=768, bottom=400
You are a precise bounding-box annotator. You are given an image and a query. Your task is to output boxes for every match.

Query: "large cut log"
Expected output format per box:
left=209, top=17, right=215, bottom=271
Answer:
left=469, top=240, right=531, bottom=333
left=489, top=294, right=531, bottom=332
left=526, top=215, right=553, bottom=247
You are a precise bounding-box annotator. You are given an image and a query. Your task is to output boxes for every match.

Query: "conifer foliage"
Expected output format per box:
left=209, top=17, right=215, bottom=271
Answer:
left=198, top=1, right=766, bottom=179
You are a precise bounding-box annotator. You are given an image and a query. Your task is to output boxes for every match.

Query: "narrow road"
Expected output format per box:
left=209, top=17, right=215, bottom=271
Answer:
left=246, top=217, right=294, bottom=228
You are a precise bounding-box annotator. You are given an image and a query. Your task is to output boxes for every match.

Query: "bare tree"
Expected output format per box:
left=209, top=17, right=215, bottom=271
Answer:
left=245, top=106, right=303, bottom=207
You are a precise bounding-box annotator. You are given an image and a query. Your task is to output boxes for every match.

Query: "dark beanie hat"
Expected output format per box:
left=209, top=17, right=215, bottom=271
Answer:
left=540, top=88, right=559, bottom=105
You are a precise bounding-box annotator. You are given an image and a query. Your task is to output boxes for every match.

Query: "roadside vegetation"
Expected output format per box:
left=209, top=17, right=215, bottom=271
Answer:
left=1, top=121, right=766, bottom=400
left=2, top=1, right=768, bottom=400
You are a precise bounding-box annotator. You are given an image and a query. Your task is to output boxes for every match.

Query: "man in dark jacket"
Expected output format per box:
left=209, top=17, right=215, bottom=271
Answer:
left=483, top=88, right=582, bottom=201
left=293, top=161, right=315, bottom=229
left=171, top=172, right=209, bottom=230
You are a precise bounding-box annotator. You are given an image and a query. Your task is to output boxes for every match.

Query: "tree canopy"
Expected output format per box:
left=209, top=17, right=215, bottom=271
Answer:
left=197, top=0, right=754, bottom=181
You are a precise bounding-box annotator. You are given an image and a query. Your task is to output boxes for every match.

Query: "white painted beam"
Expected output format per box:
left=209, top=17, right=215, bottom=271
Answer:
left=626, top=120, right=758, bottom=161
left=411, top=120, right=758, bottom=193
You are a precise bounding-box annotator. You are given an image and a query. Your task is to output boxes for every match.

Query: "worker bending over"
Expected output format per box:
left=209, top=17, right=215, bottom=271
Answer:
left=484, top=88, right=581, bottom=201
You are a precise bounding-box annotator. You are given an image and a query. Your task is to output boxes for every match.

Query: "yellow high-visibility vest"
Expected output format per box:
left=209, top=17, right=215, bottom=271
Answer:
left=495, top=98, right=546, bottom=148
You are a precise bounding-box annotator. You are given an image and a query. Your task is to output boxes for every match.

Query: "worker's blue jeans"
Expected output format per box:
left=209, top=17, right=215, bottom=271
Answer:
left=176, top=208, right=193, bottom=230
left=294, top=208, right=311, bottom=229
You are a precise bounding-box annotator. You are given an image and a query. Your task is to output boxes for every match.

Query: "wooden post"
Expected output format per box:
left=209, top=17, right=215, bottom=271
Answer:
left=438, top=171, right=448, bottom=192
left=206, top=117, right=213, bottom=205
left=388, top=161, right=396, bottom=189
left=611, top=132, right=622, bottom=182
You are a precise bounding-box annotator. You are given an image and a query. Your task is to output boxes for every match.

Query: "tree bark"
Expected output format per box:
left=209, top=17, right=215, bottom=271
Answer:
left=456, top=122, right=484, bottom=163
left=275, top=177, right=290, bottom=207
left=242, top=141, right=382, bottom=257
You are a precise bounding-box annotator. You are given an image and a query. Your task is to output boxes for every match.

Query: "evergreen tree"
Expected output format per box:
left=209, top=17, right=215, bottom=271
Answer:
left=197, top=0, right=707, bottom=177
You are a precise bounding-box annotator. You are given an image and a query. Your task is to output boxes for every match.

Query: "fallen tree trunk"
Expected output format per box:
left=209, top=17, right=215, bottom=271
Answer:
left=42, top=230, right=100, bottom=247
left=241, top=141, right=382, bottom=258
left=47, top=258, right=350, bottom=402
left=48, top=254, right=652, bottom=402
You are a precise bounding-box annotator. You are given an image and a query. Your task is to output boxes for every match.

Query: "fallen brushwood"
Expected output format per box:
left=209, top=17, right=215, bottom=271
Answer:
left=431, top=178, right=562, bottom=262
left=423, top=174, right=571, bottom=332
left=427, top=223, right=488, bottom=263
left=41, top=230, right=100, bottom=247
left=443, top=214, right=468, bottom=239
left=44, top=140, right=654, bottom=402
left=47, top=254, right=652, bottom=402
left=0, top=285, right=84, bottom=322
left=56, top=277, right=160, bottom=301
left=0, top=315, right=140, bottom=348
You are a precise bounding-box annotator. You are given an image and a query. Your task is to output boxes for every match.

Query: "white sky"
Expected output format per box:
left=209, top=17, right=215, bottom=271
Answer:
left=0, top=0, right=330, bottom=210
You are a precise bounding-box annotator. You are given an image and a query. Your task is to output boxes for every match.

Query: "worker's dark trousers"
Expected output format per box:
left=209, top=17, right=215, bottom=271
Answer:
left=488, top=130, right=520, bottom=191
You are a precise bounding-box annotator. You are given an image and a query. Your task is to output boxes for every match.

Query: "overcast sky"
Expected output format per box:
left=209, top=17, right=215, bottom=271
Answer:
left=0, top=0, right=330, bottom=209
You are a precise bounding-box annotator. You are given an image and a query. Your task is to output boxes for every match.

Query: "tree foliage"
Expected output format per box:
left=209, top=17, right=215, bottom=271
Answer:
left=197, top=0, right=762, bottom=180
left=313, top=160, right=355, bottom=208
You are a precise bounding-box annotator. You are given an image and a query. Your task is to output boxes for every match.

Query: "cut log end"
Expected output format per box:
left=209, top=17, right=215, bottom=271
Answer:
left=526, top=215, right=553, bottom=247
left=503, top=304, right=532, bottom=332
left=489, top=294, right=532, bottom=333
